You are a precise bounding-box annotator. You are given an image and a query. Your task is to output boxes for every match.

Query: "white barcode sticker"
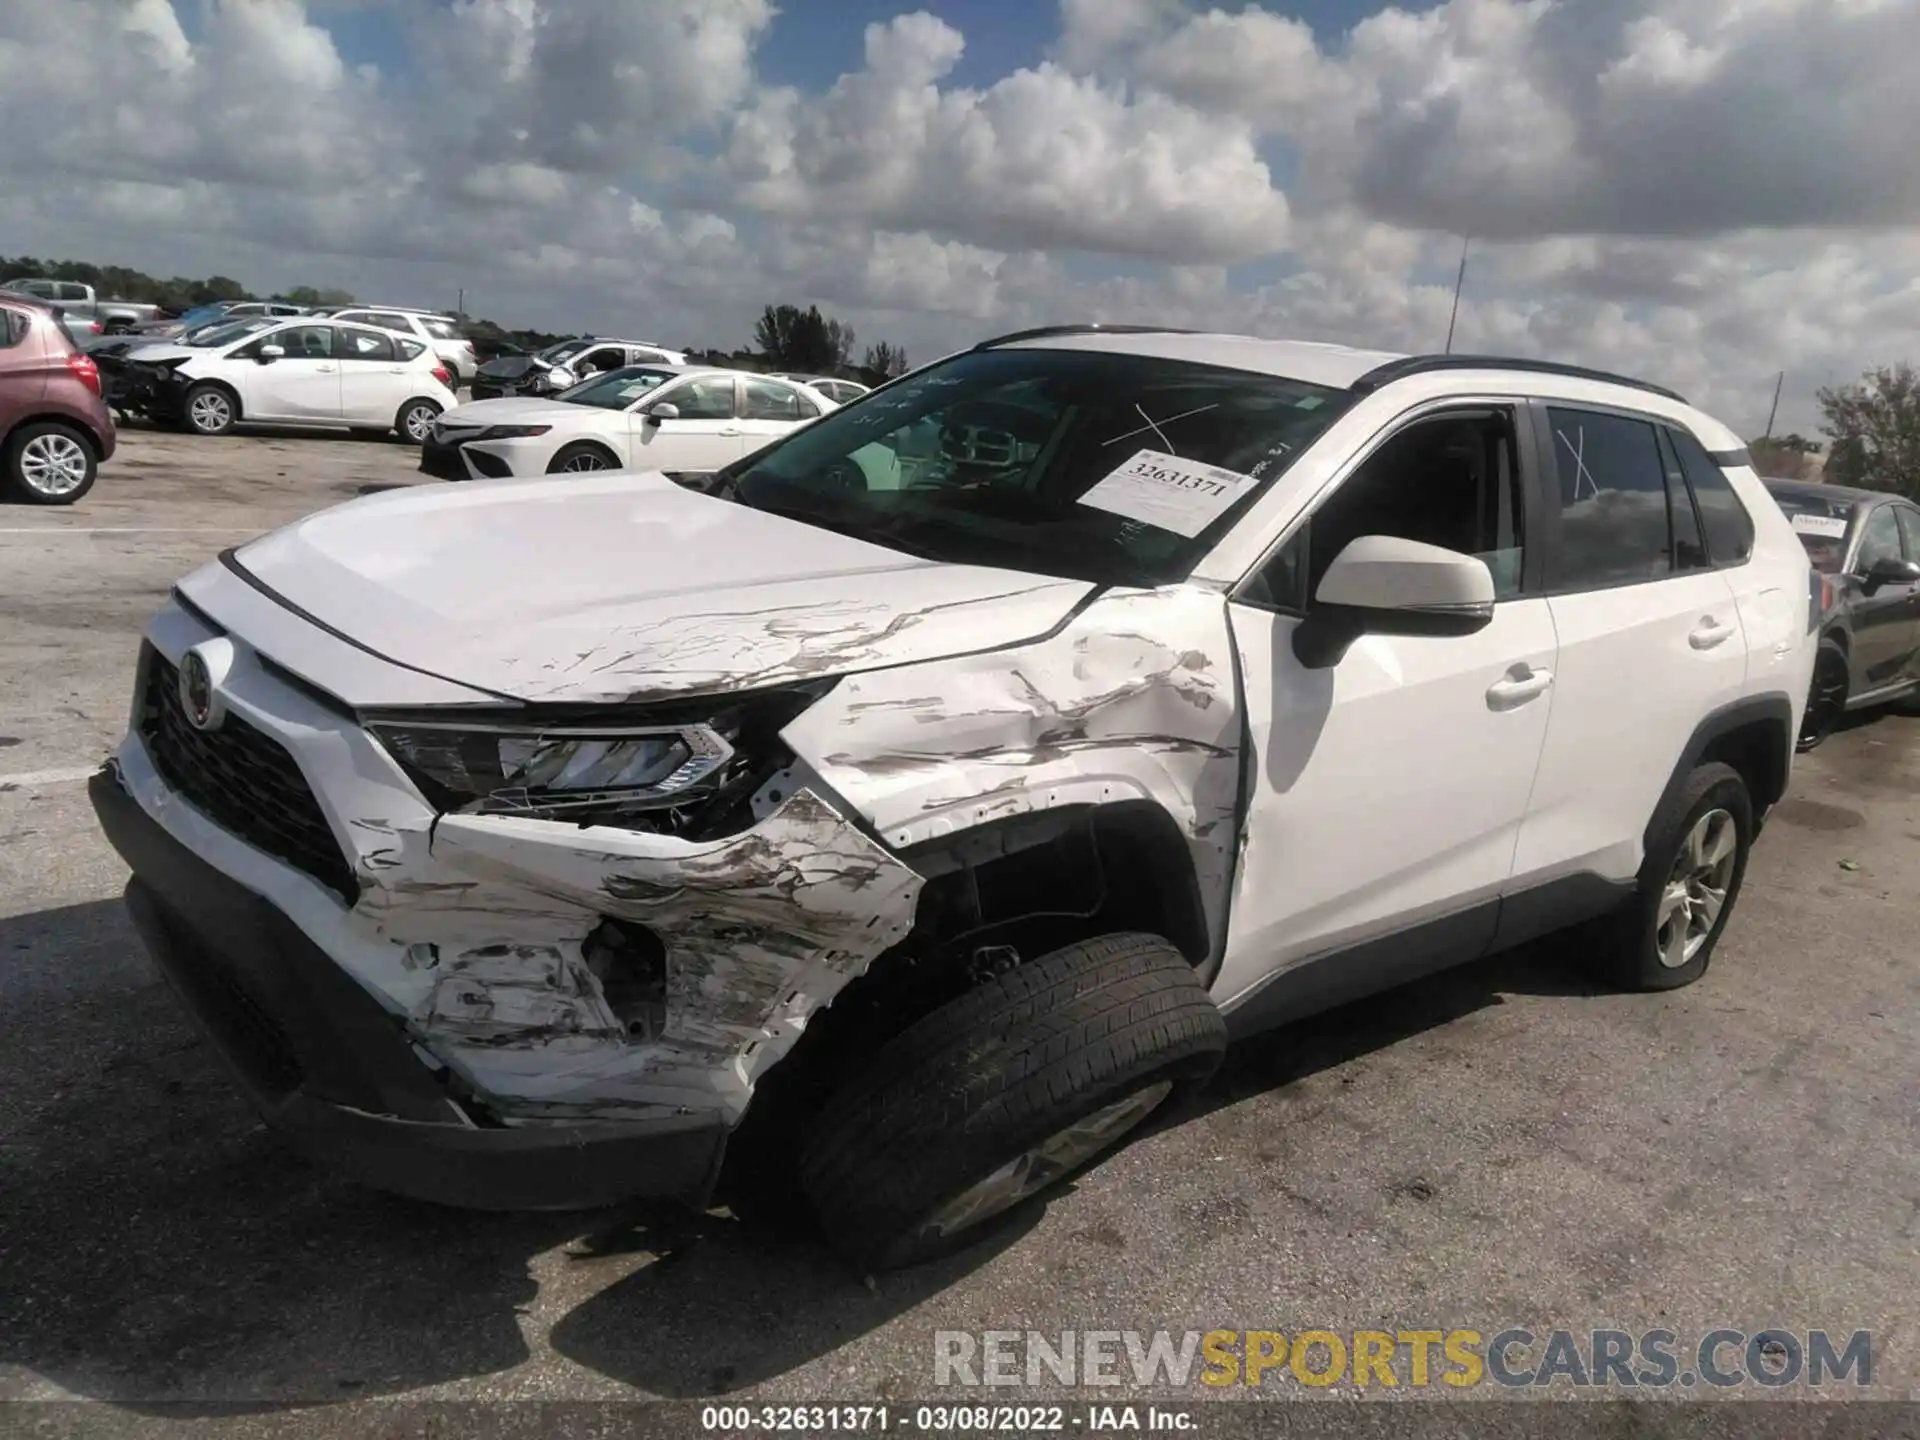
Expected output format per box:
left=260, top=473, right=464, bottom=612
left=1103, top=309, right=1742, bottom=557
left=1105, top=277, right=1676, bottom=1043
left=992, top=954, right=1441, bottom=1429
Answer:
left=1078, top=449, right=1259, bottom=538
left=1790, top=513, right=1848, bottom=538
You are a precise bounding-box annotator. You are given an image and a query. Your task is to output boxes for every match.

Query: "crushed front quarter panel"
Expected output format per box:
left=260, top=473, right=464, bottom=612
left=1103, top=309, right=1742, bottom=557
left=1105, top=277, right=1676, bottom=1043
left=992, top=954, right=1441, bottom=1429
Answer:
left=120, top=596, right=923, bottom=1126
left=783, top=585, right=1244, bottom=956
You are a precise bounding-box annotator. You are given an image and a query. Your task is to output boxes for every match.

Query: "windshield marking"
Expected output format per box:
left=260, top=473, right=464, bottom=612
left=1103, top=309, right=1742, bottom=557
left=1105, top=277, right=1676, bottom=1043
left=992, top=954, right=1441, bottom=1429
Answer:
left=1098, top=402, right=1219, bottom=451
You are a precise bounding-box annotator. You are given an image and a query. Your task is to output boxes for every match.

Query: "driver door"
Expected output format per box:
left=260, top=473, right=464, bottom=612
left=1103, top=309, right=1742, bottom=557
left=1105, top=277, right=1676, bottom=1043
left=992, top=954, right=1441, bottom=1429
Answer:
left=1214, top=404, right=1559, bottom=1017
left=238, top=324, right=342, bottom=421
left=1849, top=504, right=1920, bottom=692
left=629, top=375, right=745, bottom=469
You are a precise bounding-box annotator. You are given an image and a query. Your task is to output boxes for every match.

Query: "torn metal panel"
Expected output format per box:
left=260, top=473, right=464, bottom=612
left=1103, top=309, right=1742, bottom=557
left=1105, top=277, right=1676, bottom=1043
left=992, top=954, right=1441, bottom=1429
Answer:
left=785, top=587, right=1243, bottom=954
left=426, top=788, right=923, bottom=1112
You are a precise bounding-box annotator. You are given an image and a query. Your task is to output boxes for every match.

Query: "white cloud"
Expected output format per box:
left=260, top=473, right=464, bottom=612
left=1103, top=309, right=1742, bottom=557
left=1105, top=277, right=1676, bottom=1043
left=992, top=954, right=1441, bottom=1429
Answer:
left=0, top=0, right=1915, bottom=444
left=719, top=13, right=1291, bottom=263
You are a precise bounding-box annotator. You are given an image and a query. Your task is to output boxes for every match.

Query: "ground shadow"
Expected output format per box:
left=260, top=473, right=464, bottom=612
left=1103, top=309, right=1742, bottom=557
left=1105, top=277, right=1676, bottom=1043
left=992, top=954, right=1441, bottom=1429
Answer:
left=0, top=898, right=591, bottom=1412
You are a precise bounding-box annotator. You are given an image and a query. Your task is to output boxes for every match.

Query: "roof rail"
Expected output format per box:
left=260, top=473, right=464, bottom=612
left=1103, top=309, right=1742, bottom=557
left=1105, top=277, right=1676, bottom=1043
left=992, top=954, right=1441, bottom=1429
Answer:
left=972, top=323, right=1195, bottom=351
left=1351, top=354, right=1688, bottom=405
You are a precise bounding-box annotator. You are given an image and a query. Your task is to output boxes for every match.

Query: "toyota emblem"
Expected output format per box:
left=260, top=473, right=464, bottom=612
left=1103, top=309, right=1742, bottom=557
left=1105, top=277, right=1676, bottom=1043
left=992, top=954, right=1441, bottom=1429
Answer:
left=179, top=649, right=218, bottom=730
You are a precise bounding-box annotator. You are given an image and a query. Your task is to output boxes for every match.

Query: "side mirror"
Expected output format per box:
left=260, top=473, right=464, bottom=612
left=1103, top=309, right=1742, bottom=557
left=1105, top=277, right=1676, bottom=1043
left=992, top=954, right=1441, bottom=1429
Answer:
left=257, top=344, right=284, bottom=363
left=644, top=401, right=679, bottom=424
left=1293, top=535, right=1496, bottom=669
left=1861, top=555, right=1920, bottom=593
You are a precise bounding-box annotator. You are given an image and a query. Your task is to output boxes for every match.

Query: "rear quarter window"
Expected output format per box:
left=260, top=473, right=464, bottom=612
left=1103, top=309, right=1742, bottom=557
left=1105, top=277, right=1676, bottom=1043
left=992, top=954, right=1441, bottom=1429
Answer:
left=1667, top=426, right=1755, bottom=565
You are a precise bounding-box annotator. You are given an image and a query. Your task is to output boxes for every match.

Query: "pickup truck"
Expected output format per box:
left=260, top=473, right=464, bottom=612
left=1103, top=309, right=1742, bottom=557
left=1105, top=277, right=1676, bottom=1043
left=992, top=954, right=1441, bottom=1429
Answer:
left=0, top=279, right=162, bottom=334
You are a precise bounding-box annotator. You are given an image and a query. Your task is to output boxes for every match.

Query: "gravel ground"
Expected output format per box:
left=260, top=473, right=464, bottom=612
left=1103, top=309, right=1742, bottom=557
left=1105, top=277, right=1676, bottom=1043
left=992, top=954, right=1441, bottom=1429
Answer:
left=2, top=427, right=1916, bottom=1424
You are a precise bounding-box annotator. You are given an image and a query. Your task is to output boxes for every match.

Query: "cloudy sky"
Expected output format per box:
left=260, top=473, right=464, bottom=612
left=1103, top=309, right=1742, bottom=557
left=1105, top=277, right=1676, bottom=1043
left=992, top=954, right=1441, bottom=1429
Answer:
left=4, top=0, right=1916, bottom=438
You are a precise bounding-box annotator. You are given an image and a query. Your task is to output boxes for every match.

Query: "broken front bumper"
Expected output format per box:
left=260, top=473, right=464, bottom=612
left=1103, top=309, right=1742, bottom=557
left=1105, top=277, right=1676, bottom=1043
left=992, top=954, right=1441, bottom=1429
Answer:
left=92, top=767, right=729, bottom=1210
left=90, top=594, right=925, bottom=1209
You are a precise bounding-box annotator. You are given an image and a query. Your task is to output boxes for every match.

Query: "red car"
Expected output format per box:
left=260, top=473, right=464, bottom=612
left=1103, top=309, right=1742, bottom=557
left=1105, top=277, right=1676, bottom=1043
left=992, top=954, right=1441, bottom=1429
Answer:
left=0, top=294, right=117, bottom=505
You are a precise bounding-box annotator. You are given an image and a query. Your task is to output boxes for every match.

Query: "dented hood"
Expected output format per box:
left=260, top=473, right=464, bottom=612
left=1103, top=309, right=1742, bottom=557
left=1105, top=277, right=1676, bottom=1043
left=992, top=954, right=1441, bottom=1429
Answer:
left=231, top=471, right=1095, bottom=704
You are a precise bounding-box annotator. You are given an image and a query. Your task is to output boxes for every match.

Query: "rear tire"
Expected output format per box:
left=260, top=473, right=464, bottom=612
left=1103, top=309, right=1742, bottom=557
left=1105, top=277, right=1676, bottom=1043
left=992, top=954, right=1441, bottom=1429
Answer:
left=546, top=442, right=618, bottom=475
left=3, top=421, right=97, bottom=504
left=395, top=398, right=440, bottom=445
left=1593, top=761, right=1753, bottom=992
left=798, top=932, right=1226, bottom=1273
left=1798, top=638, right=1849, bottom=751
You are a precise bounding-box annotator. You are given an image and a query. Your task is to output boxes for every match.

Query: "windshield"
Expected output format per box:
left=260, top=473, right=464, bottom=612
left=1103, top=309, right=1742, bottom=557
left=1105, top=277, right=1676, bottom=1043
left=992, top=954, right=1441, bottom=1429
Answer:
left=175, top=304, right=229, bottom=329
left=719, top=348, right=1350, bottom=586
left=556, top=366, right=680, bottom=410
left=1770, top=490, right=1854, bottom=573
left=192, top=317, right=279, bottom=347
left=539, top=340, right=592, bottom=365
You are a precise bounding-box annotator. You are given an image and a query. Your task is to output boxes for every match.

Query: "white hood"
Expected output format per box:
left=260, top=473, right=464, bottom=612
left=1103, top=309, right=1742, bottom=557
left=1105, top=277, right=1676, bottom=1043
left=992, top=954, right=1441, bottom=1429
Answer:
left=438, top=396, right=588, bottom=428
left=229, top=471, right=1094, bottom=705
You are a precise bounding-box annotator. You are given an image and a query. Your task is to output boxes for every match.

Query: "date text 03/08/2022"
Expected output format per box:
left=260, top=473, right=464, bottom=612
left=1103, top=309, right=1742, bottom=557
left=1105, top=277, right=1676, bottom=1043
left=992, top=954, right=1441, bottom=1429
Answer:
left=700, top=1405, right=1196, bottom=1434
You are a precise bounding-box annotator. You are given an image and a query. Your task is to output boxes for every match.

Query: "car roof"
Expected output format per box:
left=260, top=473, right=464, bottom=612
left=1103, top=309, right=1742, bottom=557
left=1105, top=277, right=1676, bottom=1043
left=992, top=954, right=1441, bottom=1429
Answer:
left=984, top=324, right=1702, bottom=412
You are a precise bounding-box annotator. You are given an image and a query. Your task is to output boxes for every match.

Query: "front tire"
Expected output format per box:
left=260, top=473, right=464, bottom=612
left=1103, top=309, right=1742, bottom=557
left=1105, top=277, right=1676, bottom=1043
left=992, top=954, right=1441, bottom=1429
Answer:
left=4, top=422, right=97, bottom=504
left=1798, top=638, right=1849, bottom=751
left=183, top=383, right=237, bottom=436
left=546, top=442, right=618, bottom=474
left=798, top=933, right=1227, bottom=1272
left=1598, top=761, right=1753, bottom=992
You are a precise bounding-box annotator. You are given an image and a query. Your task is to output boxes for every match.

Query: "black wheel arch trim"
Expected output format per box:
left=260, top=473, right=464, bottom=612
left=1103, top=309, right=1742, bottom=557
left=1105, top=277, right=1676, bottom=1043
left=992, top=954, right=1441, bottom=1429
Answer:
left=1646, top=691, right=1795, bottom=847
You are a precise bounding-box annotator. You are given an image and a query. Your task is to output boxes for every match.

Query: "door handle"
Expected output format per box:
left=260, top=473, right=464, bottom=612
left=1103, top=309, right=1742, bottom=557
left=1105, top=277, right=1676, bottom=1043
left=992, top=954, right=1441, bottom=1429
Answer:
left=1486, top=665, right=1553, bottom=710
left=315, top=364, right=336, bottom=373
left=1689, top=616, right=1734, bottom=650
left=718, top=427, right=742, bottom=436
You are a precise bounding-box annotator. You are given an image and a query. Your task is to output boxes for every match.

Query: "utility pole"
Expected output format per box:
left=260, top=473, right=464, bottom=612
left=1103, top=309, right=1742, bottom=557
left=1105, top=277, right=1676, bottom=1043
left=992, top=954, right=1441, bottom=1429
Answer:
left=456, top=286, right=465, bottom=320
left=1763, top=370, right=1784, bottom=440
left=1443, top=236, right=1470, bottom=355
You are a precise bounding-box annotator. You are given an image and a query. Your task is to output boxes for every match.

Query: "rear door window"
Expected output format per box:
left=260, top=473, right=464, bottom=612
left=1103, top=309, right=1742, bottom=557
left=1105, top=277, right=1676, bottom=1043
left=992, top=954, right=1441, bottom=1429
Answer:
left=1545, top=406, right=1682, bottom=589
left=1856, top=506, right=1902, bottom=574
left=1897, top=506, right=1920, bottom=561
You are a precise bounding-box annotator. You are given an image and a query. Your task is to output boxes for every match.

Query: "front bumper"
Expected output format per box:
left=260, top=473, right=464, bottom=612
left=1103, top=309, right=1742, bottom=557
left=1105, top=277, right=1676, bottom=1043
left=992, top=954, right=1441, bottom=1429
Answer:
left=91, top=766, right=729, bottom=1210
left=90, top=594, right=925, bottom=1207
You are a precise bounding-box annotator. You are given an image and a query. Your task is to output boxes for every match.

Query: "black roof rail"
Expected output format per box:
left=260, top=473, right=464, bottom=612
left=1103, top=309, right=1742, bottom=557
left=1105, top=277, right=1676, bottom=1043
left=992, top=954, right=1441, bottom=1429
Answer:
left=972, top=323, right=1196, bottom=351
left=1351, top=354, right=1688, bottom=405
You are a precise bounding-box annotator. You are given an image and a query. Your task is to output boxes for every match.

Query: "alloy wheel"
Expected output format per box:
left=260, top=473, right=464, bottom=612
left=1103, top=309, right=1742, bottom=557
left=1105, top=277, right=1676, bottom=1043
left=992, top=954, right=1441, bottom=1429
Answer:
left=562, top=451, right=610, bottom=472
left=1654, top=808, right=1737, bottom=968
left=189, top=391, right=231, bottom=433
left=17, top=432, right=90, bottom=497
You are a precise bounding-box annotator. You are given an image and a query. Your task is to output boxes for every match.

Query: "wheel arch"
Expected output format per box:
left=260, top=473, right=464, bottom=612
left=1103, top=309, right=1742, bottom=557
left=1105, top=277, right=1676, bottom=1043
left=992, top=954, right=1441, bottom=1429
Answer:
left=546, top=437, right=621, bottom=472
left=1650, top=692, right=1794, bottom=841
left=4, top=413, right=103, bottom=458
left=185, top=375, right=243, bottom=419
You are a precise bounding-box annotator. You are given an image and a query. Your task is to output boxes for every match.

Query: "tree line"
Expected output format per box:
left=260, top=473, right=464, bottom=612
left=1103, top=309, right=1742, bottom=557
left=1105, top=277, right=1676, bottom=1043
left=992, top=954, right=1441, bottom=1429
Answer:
left=1746, top=364, right=1919, bottom=499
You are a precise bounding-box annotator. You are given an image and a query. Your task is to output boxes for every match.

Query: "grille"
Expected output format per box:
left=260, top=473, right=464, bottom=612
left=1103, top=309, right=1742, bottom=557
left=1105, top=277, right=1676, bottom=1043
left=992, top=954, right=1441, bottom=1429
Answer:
left=140, top=649, right=359, bottom=903
left=185, top=941, right=307, bottom=1094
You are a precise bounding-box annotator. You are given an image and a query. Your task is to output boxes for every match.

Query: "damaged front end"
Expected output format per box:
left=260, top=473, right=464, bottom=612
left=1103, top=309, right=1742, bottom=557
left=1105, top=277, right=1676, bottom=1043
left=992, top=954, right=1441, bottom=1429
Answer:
left=91, top=607, right=924, bottom=1209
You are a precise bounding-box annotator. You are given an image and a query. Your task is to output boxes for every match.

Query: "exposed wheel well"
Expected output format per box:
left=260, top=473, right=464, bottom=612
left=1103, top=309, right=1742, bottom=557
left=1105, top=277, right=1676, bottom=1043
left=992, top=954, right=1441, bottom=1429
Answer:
left=1699, top=715, right=1791, bottom=813
left=720, top=801, right=1212, bottom=1200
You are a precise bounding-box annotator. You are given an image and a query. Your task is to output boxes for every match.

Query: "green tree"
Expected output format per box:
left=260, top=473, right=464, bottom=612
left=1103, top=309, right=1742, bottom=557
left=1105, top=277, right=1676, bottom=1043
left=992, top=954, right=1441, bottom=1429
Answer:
left=862, top=341, right=909, bottom=379
left=1817, top=363, right=1920, bottom=497
left=754, top=303, right=852, bottom=373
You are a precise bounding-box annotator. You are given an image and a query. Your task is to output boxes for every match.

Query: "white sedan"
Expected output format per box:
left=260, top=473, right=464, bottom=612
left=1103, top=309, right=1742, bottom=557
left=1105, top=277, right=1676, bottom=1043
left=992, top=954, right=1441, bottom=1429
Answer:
left=112, top=316, right=459, bottom=441
left=418, top=365, right=836, bottom=481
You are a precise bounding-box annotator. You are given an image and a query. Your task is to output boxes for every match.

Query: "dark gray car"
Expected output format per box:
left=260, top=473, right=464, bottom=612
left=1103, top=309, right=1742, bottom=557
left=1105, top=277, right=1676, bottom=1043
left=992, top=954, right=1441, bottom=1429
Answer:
left=1763, top=478, right=1920, bottom=748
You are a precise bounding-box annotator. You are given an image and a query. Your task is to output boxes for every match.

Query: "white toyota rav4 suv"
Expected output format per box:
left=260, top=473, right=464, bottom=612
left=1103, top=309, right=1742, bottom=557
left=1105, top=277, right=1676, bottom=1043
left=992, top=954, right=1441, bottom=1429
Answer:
left=91, top=326, right=1814, bottom=1271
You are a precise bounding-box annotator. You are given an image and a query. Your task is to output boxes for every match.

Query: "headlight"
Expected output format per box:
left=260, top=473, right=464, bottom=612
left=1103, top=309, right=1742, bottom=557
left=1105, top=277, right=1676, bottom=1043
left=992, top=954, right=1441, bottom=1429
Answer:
left=471, top=424, right=552, bottom=441
left=369, top=721, right=733, bottom=818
